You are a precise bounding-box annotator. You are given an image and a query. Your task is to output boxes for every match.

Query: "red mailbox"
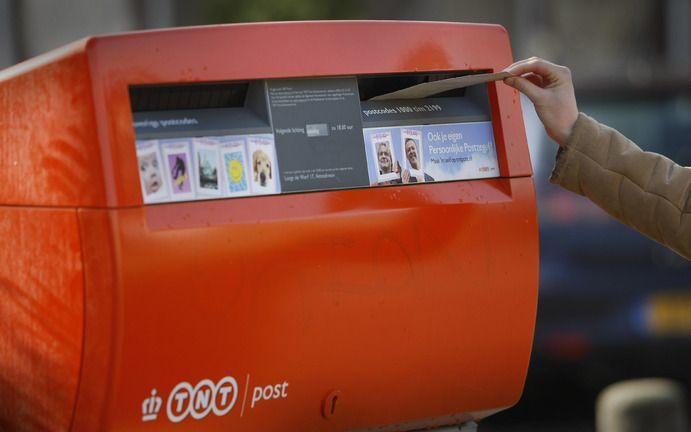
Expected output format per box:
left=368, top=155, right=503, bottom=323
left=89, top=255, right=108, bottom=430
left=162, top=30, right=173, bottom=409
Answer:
left=0, top=21, right=538, bottom=431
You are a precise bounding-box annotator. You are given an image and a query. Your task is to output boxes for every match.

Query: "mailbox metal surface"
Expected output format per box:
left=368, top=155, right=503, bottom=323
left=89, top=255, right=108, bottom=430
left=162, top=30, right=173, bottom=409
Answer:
left=0, top=21, right=538, bottom=431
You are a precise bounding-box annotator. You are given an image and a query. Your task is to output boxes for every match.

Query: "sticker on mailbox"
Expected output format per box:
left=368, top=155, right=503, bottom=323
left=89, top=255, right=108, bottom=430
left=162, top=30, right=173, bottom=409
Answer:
left=161, top=140, right=195, bottom=201
left=363, top=121, right=498, bottom=185
left=136, top=140, right=169, bottom=203
left=193, top=138, right=222, bottom=197
left=247, top=134, right=280, bottom=195
left=400, top=128, right=428, bottom=183
left=220, top=138, right=251, bottom=197
left=137, top=134, right=280, bottom=204
left=369, top=130, right=399, bottom=184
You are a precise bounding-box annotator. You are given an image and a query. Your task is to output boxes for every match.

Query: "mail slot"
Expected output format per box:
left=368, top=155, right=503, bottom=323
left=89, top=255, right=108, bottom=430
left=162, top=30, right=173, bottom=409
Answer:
left=0, top=21, right=538, bottom=431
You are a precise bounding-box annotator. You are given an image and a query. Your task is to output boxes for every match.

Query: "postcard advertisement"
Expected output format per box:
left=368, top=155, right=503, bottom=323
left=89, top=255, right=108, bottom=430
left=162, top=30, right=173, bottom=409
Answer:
left=363, top=121, right=499, bottom=185
left=193, top=138, right=222, bottom=197
left=247, top=134, right=280, bottom=195
left=136, top=140, right=169, bottom=203
left=160, top=140, right=195, bottom=201
left=136, top=133, right=280, bottom=204
left=400, top=128, right=426, bottom=182
left=367, top=130, right=399, bottom=184
left=423, top=122, right=499, bottom=181
left=219, top=138, right=251, bottom=197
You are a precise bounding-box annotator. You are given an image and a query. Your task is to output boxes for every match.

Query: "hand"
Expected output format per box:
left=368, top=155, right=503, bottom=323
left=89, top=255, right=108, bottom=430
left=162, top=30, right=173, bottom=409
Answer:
left=401, top=169, right=411, bottom=183
left=503, top=57, right=579, bottom=147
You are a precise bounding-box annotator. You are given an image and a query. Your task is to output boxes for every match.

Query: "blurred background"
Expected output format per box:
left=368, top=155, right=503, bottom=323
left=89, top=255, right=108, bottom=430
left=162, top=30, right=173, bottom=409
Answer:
left=2, top=1, right=690, bottom=430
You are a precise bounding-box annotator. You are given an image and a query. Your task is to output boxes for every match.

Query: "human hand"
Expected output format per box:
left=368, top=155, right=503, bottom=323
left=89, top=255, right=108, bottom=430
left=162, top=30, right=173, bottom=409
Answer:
left=402, top=169, right=411, bottom=183
left=394, top=161, right=402, bottom=176
left=503, top=57, right=579, bottom=147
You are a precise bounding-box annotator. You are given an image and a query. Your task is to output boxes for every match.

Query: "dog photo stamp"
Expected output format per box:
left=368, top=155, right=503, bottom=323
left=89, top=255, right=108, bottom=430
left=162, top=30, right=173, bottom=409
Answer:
left=247, top=134, right=279, bottom=195
left=193, top=137, right=222, bottom=197
left=136, top=140, right=169, bottom=203
left=160, top=140, right=196, bottom=201
left=220, top=137, right=250, bottom=197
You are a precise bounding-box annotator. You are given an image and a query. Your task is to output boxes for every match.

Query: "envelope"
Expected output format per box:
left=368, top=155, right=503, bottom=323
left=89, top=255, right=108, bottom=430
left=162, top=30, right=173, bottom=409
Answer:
left=369, top=71, right=512, bottom=101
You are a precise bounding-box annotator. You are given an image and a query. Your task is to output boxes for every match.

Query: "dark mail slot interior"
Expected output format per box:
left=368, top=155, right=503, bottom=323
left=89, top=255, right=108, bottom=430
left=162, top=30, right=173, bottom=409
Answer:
left=357, top=71, right=476, bottom=101
left=130, top=81, right=250, bottom=111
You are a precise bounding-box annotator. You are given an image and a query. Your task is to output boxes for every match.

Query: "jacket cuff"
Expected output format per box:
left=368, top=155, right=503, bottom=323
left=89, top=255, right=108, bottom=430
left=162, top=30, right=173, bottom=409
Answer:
left=549, top=113, right=599, bottom=189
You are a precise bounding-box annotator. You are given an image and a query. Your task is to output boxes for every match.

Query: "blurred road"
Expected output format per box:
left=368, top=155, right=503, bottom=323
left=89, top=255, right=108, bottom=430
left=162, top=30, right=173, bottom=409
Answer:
left=480, top=408, right=593, bottom=432
left=477, top=370, right=597, bottom=432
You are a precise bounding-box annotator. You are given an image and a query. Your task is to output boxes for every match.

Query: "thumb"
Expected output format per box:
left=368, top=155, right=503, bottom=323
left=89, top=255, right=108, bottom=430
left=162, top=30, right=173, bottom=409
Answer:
left=504, top=75, right=544, bottom=104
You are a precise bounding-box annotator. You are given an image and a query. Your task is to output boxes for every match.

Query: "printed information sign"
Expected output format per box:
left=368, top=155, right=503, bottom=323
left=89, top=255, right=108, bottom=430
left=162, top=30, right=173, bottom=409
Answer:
left=267, top=77, right=370, bottom=193
left=362, top=122, right=498, bottom=185
left=134, top=76, right=500, bottom=204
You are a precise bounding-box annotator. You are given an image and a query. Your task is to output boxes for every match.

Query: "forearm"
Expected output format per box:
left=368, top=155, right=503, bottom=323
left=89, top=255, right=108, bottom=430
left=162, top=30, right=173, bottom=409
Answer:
left=550, top=113, right=691, bottom=259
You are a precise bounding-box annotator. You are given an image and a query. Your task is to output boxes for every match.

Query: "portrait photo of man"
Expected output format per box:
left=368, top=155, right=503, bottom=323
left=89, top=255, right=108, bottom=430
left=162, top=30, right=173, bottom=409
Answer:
left=402, top=136, right=434, bottom=183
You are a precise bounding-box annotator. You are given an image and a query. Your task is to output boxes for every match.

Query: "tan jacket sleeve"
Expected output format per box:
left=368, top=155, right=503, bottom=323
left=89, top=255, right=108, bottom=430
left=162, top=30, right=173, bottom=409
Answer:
left=550, top=113, right=691, bottom=259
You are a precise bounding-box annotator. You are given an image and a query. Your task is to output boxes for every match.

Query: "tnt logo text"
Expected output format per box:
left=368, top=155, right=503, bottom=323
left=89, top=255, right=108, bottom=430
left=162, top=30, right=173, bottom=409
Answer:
left=166, top=376, right=239, bottom=423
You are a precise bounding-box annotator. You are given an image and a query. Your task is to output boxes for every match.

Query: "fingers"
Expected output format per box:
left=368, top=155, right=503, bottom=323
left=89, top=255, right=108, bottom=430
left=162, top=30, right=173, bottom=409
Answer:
left=503, top=57, right=574, bottom=103
left=502, top=57, right=548, bottom=75
left=503, top=56, right=567, bottom=79
left=501, top=57, right=579, bottom=147
left=523, top=72, right=544, bottom=88
left=504, top=75, right=545, bottom=103
left=504, top=57, right=571, bottom=87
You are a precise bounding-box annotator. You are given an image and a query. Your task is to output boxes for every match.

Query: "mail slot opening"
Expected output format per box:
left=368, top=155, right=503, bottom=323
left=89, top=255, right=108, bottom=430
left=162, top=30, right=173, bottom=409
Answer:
left=358, top=71, right=493, bottom=125
left=130, top=81, right=250, bottom=111
left=358, top=71, right=490, bottom=100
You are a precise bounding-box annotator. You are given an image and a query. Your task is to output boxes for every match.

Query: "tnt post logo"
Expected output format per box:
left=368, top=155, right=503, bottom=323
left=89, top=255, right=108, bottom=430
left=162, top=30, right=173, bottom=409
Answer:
left=141, top=389, right=163, bottom=421
left=142, top=376, right=239, bottom=423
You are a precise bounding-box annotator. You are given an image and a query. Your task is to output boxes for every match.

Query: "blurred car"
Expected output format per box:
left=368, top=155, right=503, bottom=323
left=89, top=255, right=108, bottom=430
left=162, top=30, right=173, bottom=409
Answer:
left=526, top=85, right=691, bottom=392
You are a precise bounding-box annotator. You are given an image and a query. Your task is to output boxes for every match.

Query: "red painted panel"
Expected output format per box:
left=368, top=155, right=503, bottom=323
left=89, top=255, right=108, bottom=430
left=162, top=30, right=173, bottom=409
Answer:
left=0, top=207, right=84, bottom=431
left=0, top=44, right=105, bottom=207
left=72, top=177, right=537, bottom=430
